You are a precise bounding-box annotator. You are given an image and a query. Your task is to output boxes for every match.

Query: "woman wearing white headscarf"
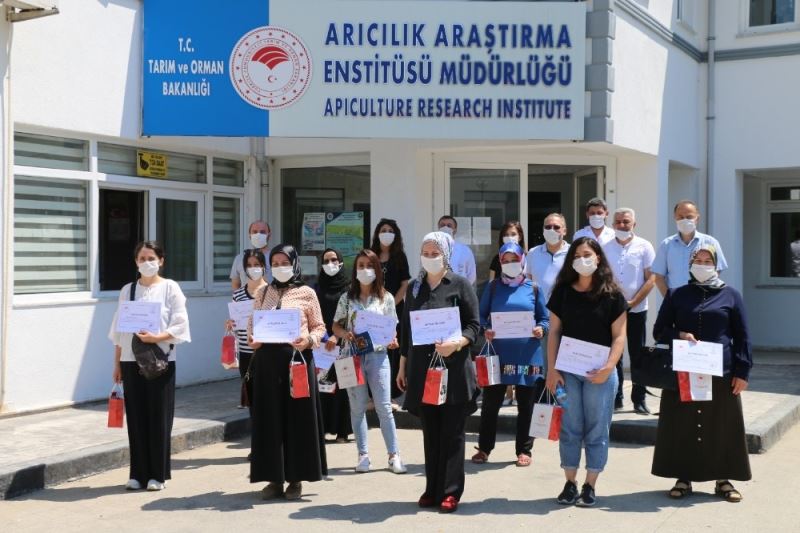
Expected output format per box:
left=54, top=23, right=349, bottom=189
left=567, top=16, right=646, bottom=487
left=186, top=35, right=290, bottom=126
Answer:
left=397, top=231, right=480, bottom=513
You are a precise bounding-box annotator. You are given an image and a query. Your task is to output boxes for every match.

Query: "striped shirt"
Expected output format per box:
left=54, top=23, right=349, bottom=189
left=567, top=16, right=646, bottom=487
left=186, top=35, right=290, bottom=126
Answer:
left=232, top=286, right=255, bottom=355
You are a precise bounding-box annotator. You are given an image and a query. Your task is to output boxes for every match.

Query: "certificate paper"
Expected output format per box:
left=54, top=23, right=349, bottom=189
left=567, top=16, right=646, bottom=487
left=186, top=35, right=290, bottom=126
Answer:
left=554, top=336, right=610, bottom=377
left=490, top=311, right=535, bottom=339
left=410, top=308, right=462, bottom=346
left=252, top=309, right=301, bottom=344
left=354, top=310, right=397, bottom=347
left=672, top=340, right=724, bottom=376
left=116, top=301, right=162, bottom=333
left=227, top=300, right=254, bottom=330
left=312, top=345, right=338, bottom=371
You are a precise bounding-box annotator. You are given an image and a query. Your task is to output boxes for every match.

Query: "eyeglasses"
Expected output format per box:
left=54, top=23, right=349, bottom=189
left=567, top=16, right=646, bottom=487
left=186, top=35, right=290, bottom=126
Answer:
left=543, top=225, right=562, bottom=230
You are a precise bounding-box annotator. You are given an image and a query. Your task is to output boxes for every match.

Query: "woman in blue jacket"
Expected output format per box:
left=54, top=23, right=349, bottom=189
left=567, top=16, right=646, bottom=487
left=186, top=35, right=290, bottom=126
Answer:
left=473, top=242, right=549, bottom=467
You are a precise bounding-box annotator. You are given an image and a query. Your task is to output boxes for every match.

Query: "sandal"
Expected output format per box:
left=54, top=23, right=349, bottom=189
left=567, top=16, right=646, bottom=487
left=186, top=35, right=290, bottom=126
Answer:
left=515, top=454, right=532, bottom=467
left=715, top=480, right=743, bottom=503
left=471, top=447, right=489, bottom=464
left=668, top=480, right=692, bottom=499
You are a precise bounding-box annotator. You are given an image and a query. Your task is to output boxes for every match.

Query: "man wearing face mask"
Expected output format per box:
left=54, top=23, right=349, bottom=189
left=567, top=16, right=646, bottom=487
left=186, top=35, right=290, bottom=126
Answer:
left=526, top=213, right=570, bottom=300
left=438, top=215, right=476, bottom=285
left=230, top=220, right=273, bottom=290
left=572, top=198, right=615, bottom=247
left=652, top=201, right=728, bottom=297
left=603, top=208, right=656, bottom=414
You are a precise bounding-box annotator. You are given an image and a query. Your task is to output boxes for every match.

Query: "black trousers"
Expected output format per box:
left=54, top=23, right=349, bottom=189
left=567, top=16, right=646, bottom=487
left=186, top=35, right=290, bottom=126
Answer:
left=238, top=352, right=254, bottom=417
left=618, top=310, right=648, bottom=404
left=121, top=361, right=176, bottom=484
left=478, top=380, right=543, bottom=456
left=419, top=403, right=468, bottom=502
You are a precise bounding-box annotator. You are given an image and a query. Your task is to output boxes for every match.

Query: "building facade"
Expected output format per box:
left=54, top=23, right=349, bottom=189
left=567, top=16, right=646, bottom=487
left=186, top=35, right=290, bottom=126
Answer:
left=0, top=0, right=798, bottom=413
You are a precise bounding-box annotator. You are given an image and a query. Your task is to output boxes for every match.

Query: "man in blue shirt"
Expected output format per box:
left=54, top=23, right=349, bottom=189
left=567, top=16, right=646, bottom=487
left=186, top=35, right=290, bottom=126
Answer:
left=652, top=200, right=727, bottom=296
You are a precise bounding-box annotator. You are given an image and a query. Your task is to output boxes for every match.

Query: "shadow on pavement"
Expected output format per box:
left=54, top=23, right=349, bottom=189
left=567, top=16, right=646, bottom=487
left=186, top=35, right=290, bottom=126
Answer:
left=140, top=490, right=259, bottom=512
left=16, top=484, right=128, bottom=502
left=593, top=489, right=720, bottom=512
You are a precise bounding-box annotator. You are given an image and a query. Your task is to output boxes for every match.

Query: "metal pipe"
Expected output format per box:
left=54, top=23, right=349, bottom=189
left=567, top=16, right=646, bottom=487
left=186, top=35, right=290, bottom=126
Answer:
left=706, top=0, right=716, bottom=233
left=0, top=20, right=14, bottom=412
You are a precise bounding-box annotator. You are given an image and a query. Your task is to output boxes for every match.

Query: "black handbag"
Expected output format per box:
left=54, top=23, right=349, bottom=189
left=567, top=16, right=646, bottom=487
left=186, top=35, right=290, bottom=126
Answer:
left=631, top=343, right=677, bottom=390
left=129, top=281, right=173, bottom=380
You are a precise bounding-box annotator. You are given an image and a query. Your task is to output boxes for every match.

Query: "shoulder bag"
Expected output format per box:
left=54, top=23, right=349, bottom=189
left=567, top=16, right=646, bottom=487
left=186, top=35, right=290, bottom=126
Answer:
left=129, top=281, right=173, bottom=380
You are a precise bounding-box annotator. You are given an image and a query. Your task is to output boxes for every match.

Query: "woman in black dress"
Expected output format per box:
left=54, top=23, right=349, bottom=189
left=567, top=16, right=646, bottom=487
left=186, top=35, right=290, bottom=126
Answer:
left=397, top=231, right=480, bottom=513
left=315, top=248, right=352, bottom=442
left=371, top=218, right=411, bottom=401
left=652, top=245, right=752, bottom=502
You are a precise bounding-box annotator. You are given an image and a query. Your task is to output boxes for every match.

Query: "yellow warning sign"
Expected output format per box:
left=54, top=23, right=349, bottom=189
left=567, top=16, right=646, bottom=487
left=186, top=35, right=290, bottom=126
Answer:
left=137, top=150, right=167, bottom=178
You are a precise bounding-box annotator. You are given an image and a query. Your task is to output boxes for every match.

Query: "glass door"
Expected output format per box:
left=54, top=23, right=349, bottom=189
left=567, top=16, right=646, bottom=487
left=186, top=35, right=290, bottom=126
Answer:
left=574, top=167, right=605, bottom=233
left=148, top=190, right=205, bottom=290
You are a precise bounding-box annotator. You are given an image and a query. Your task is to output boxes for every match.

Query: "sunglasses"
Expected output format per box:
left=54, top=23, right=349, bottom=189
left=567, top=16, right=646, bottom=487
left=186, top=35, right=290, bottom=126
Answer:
left=543, top=225, right=562, bottom=230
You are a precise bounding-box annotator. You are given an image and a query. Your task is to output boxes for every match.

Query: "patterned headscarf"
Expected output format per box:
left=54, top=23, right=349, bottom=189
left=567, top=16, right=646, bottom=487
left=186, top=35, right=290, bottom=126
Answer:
left=269, top=244, right=304, bottom=288
left=689, top=244, right=725, bottom=289
left=412, top=231, right=454, bottom=297
left=498, top=242, right=526, bottom=287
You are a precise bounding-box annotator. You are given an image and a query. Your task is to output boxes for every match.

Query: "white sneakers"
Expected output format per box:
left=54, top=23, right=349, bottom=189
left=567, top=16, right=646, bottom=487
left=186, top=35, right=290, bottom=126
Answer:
left=355, top=454, right=371, bottom=473
left=389, top=455, right=407, bottom=474
left=125, top=479, right=142, bottom=490
left=146, top=479, right=166, bottom=491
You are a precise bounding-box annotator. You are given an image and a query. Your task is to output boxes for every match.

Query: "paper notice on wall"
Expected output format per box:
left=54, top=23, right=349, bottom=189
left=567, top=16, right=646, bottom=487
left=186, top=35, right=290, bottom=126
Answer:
left=472, top=217, right=492, bottom=245
left=454, top=217, right=472, bottom=245
left=299, top=255, right=318, bottom=276
left=301, top=212, right=326, bottom=252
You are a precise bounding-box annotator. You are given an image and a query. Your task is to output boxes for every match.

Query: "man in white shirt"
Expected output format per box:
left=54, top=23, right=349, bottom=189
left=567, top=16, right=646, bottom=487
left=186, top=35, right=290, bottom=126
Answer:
left=437, top=215, right=476, bottom=284
left=573, top=197, right=615, bottom=246
left=230, top=220, right=273, bottom=290
left=526, top=213, right=569, bottom=299
left=603, top=207, right=656, bottom=414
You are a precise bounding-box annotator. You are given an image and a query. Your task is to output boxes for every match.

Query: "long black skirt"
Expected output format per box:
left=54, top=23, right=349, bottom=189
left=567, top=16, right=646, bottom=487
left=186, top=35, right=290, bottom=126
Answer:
left=250, top=344, right=328, bottom=484
left=652, top=375, right=751, bottom=482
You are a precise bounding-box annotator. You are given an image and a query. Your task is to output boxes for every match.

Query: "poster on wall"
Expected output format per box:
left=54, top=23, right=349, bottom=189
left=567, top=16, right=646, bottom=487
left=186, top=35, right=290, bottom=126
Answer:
left=325, top=212, right=364, bottom=268
left=142, top=0, right=586, bottom=139
left=454, top=217, right=472, bottom=245
left=472, top=217, right=492, bottom=245
left=302, top=212, right=326, bottom=251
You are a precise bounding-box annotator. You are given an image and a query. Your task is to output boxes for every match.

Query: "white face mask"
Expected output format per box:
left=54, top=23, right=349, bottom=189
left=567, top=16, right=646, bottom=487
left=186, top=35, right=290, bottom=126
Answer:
left=138, top=260, right=160, bottom=277
left=250, top=232, right=269, bottom=249
left=356, top=268, right=376, bottom=285
left=589, top=215, right=606, bottom=229
left=438, top=226, right=454, bottom=236
left=322, top=262, right=341, bottom=277
left=615, top=229, right=633, bottom=241
left=378, top=232, right=396, bottom=246
left=246, top=267, right=264, bottom=280
left=572, top=256, right=598, bottom=277
left=501, top=261, right=523, bottom=278
left=690, top=264, right=717, bottom=282
left=272, top=265, right=294, bottom=283
left=543, top=228, right=562, bottom=246
left=420, top=255, right=445, bottom=275
left=676, top=218, right=696, bottom=235
left=502, top=235, right=519, bottom=245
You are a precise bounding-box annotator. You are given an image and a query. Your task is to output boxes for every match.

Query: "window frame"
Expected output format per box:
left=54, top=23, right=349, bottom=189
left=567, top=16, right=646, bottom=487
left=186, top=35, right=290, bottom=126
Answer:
left=763, top=179, right=800, bottom=286
left=12, top=131, right=248, bottom=304
left=740, top=0, right=800, bottom=36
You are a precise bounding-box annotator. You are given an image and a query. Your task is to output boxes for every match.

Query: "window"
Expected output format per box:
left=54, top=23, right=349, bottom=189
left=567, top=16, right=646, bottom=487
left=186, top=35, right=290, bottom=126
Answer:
left=749, top=0, right=796, bottom=26
left=676, top=0, right=696, bottom=30
left=14, top=132, right=89, bottom=171
left=14, top=177, right=89, bottom=294
left=98, top=143, right=207, bottom=183
left=213, top=158, right=245, bottom=187
left=768, top=184, right=800, bottom=279
left=213, top=196, right=241, bottom=282
left=152, top=193, right=204, bottom=285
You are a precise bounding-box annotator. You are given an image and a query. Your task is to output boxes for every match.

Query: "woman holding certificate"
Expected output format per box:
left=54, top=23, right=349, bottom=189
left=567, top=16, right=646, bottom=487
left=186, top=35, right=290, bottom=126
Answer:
left=332, top=249, right=407, bottom=474
left=545, top=237, right=627, bottom=507
left=651, top=245, right=752, bottom=503
left=247, top=244, right=327, bottom=501
left=109, top=241, right=191, bottom=492
left=397, top=231, right=481, bottom=513
left=475, top=242, right=549, bottom=467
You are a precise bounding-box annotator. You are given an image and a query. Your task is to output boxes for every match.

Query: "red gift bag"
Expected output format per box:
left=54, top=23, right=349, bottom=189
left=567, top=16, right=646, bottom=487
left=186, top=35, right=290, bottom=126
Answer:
left=677, top=371, right=712, bottom=402
left=221, top=328, right=238, bottom=370
left=422, top=352, right=448, bottom=406
left=529, top=387, right=562, bottom=441
left=289, top=350, right=311, bottom=399
left=334, top=347, right=365, bottom=389
left=107, top=384, right=125, bottom=428
left=475, top=341, right=502, bottom=387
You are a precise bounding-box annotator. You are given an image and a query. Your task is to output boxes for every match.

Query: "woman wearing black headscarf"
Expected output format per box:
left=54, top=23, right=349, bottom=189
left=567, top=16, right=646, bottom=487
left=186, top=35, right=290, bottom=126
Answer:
left=247, top=244, right=328, bottom=501
left=651, top=245, right=752, bottom=502
left=315, top=248, right=352, bottom=442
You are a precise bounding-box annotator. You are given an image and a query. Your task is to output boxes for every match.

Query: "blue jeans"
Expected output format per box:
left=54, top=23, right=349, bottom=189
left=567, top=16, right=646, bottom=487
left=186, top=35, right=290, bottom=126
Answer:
left=347, top=351, right=400, bottom=455
left=559, top=370, right=618, bottom=473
